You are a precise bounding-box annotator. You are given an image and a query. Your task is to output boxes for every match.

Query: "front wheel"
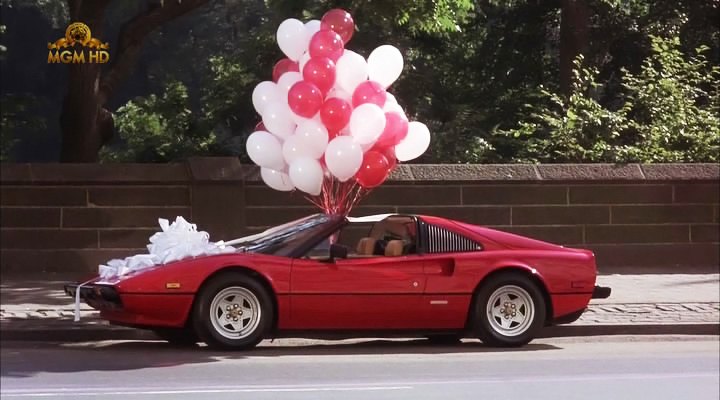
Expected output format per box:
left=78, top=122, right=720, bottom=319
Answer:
left=192, top=272, right=274, bottom=350
left=472, top=272, right=546, bottom=347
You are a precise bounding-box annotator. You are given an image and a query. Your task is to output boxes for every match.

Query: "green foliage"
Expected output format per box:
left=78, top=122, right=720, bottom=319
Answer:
left=3, top=0, right=720, bottom=163
left=622, top=37, right=720, bottom=162
left=268, top=0, right=475, bottom=36
left=387, top=0, right=474, bottom=35
left=198, top=56, right=263, bottom=160
left=0, top=0, right=68, bottom=28
left=102, top=55, right=263, bottom=163
left=101, top=81, right=217, bottom=162
left=499, top=37, right=720, bottom=163
left=0, top=94, right=47, bottom=161
left=0, top=24, right=6, bottom=55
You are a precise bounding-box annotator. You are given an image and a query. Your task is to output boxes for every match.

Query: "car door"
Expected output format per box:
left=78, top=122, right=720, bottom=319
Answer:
left=418, top=220, right=487, bottom=329
left=288, top=255, right=427, bottom=330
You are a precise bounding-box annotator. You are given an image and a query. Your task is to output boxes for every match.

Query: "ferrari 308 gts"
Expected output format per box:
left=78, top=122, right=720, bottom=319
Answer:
left=65, top=213, right=611, bottom=349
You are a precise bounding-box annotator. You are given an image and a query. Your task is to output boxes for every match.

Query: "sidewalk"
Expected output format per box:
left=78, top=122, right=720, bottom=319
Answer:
left=1, top=274, right=718, bottom=342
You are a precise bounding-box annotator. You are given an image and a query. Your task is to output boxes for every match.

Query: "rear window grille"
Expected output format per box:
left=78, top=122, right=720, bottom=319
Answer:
left=426, top=224, right=481, bottom=253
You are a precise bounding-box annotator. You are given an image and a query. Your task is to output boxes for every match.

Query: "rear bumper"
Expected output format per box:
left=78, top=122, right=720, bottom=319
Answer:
left=592, top=285, right=611, bottom=299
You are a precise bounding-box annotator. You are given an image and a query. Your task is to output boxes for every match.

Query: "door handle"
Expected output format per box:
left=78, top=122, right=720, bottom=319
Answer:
left=425, top=259, right=455, bottom=276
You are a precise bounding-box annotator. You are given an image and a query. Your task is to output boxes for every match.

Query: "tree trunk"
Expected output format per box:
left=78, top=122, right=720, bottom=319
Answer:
left=559, top=0, right=590, bottom=96
left=59, top=1, right=110, bottom=162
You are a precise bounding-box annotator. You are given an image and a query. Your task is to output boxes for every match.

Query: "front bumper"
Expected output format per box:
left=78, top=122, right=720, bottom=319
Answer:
left=64, top=283, right=123, bottom=310
left=592, top=285, right=611, bottom=299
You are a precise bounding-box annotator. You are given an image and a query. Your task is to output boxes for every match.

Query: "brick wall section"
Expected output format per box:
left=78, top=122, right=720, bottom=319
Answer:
left=1, top=159, right=717, bottom=277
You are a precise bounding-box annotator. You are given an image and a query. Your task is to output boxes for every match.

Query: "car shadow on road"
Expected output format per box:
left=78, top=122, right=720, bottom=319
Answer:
left=0, top=339, right=559, bottom=378
left=245, top=338, right=559, bottom=356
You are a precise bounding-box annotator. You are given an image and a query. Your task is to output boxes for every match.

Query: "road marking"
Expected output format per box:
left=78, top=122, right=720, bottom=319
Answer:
left=2, top=371, right=717, bottom=397
left=0, top=385, right=412, bottom=397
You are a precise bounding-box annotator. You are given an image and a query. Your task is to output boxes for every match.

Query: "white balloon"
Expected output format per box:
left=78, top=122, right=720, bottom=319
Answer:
left=290, top=111, right=323, bottom=127
left=327, top=86, right=353, bottom=102
left=367, top=45, right=404, bottom=88
left=290, top=111, right=312, bottom=125
left=261, top=168, right=294, bottom=192
left=262, top=102, right=296, bottom=139
left=295, top=119, right=329, bottom=158
left=305, top=19, right=321, bottom=38
left=277, top=71, right=302, bottom=99
left=383, top=100, right=406, bottom=117
left=252, top=81, right=280, bottom=115
left=283, top=134, right=317, bottom=164
left=325, top=136, right=363, bottom=182
left=299, top=51, right=312, bottom=74
left=395, top=121, right=431, bottom=162
left=349, top=103, right=386, bottom=145
left=246, top=131, right=284, bottom=170
left=336, top=50, right=368, bottom=94
left=277, top=19, right=307, bottom=61
left=289, top=157, right=324, bottom=195
left=359, top=141, right=374, bottom=152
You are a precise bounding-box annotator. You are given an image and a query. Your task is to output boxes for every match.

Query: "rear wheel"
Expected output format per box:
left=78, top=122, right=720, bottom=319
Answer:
left=473, top=272, right=546, bottom=347
left=192, top=272, right=273, bottom=350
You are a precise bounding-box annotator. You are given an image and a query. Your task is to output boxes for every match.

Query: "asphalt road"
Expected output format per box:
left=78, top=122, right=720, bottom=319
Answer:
left=1, top=337, right=718, bottom=400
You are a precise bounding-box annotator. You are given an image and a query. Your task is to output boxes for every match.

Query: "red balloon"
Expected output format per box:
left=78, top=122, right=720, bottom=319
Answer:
left=321, top=8, right=355, bottom=44
left=374, top=112, right=409, bottom=149
left=303, top=57, right=336, bottom=95
left=352, top=81, right=386, bottom=108
left=288, top=81, right=323, bottom=118
left=384, top=148, right=397, bottom=170
left=320, top=97, right=352, bottom=134
left=370, top=145, right=397, bottom=170
left=309, top=29, right=344, bottom=62
left=356, top=150, right=390, bottom=188
left=272, top=58, right=299, bottom=82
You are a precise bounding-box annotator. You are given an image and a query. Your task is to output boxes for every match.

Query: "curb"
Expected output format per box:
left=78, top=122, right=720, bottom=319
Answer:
left=541, top=323, right=720, bottom=338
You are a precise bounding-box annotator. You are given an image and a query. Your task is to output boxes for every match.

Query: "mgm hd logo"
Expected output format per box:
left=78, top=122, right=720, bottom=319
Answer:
left=48, top=22, right=109, bottom=64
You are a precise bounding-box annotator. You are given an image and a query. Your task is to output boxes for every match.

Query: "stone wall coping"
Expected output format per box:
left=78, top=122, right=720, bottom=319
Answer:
left=0, top=163, right=189, bottom=184
left=1, top=159, right=718, bottom=184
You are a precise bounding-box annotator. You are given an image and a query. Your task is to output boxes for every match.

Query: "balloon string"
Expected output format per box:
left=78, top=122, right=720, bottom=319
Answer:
left=305, top=175, right=374, bottom=217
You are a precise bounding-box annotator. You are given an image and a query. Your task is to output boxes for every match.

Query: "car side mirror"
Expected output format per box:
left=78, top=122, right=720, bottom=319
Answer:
left=329, top=243, right=348, bottom=261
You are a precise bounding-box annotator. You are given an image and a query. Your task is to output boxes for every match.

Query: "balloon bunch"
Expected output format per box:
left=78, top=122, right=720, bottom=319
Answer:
left=247, top=9, right=431, bottom=215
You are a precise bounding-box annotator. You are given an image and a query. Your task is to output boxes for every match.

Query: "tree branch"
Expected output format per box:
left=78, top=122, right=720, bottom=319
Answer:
left=98, top=0, right=209, bottom=104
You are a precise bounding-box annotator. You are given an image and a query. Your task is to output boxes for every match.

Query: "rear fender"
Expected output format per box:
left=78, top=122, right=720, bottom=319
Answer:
left=467, top=264, right=554, bottom=327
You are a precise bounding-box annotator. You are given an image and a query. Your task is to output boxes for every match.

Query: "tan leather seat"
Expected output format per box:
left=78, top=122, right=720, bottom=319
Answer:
left=356, top=237, right=377, bottom=255
left=385, top=240, right=404, bottom=257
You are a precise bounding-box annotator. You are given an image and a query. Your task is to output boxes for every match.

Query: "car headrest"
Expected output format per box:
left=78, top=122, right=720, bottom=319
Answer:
left=356, top=237, right=376, bottom=255
left=385, top=240, right=404, bottom=257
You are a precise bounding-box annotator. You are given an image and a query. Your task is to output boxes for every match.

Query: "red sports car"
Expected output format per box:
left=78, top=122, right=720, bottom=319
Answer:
left=65, top=213, right=611, bottom=349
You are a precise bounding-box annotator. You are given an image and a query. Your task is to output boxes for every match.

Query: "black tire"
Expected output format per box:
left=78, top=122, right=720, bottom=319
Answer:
left=426, top=334, right=462, bottom=345
left=152, top=328, right=199, bottom=346
left=192, top=272, right=274, bottom=350
left=472, top=272, right=546, bottom=347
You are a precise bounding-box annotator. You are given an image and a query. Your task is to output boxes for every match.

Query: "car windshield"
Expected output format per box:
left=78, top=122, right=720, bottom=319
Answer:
left=236, top=214, right=339, bottom=257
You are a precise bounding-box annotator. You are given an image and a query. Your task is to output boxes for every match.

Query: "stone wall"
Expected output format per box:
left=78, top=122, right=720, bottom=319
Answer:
left=1, top=159, right=717, bottom=277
